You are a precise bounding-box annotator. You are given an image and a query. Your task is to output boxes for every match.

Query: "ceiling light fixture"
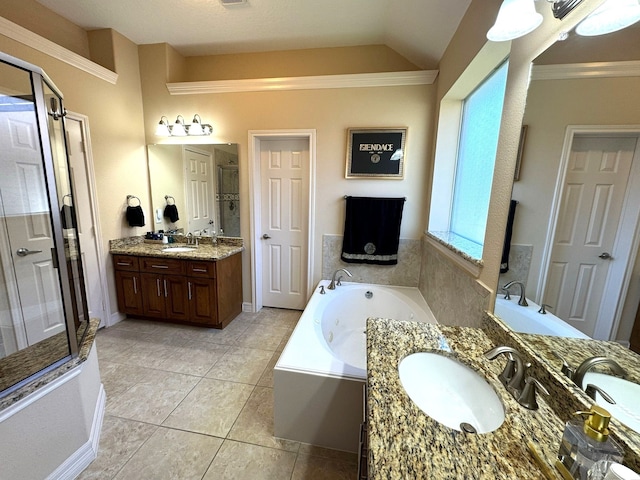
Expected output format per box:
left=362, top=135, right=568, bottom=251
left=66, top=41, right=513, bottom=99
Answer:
left=155, top=114, right=212, bottom=137
left=575, top=0, right=640, bottom=36
left=487, top=0, right=587, bottom=42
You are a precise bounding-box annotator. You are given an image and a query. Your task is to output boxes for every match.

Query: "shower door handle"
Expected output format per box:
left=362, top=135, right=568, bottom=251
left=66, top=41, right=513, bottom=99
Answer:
left=16, top=248, right=43, bottom=257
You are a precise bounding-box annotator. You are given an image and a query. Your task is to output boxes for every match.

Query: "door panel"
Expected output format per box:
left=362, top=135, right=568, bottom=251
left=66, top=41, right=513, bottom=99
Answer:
left=545, top=135, right=636, bottom=337
left=184, top=147, right=214, bottom=234
left=260, top=139, right=309, bottom=310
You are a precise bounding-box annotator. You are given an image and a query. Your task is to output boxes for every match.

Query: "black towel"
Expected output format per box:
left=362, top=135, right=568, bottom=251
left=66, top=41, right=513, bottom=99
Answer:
left=60, top=204, right=77, bottom=229
left=163, top=204, right=179, bottom=223
left=126, top=205, right=145, bottom=227
left=500, top=200, right=518, bottom=273
left=341, top=196, right=405, bottom=265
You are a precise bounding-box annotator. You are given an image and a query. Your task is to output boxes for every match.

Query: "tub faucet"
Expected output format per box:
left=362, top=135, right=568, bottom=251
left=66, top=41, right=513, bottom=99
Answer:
left=502, top=281, right=528, bottom=306
left=572, top=356, right=627, bottom=389
left=328, top=268, right=352, bottom=290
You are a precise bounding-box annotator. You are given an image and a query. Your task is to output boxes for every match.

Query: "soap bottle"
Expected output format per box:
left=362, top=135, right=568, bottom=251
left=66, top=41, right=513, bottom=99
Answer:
left=556, top=405, right=624, bottom=480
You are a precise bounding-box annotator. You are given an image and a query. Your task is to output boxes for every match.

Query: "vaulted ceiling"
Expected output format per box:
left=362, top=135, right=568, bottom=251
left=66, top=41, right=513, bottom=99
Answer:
left=36, top=0, right=472, bottom=68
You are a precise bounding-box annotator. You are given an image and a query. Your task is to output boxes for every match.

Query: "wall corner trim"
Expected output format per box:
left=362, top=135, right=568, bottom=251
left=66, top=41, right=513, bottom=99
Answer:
left=167, top=70, right=438, bottom=95
left=0, top=16, right=119, bottom=85
left=531, top=60, right=640, bottom=81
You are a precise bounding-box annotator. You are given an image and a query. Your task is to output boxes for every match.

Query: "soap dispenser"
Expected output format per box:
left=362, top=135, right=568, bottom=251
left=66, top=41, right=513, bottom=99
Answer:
left=556, top=405, right=623, bottom=480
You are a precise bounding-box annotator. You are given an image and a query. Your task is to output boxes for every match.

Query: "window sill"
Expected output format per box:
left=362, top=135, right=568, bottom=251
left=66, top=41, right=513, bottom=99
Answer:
left=426, top=231, right=483, bottom=278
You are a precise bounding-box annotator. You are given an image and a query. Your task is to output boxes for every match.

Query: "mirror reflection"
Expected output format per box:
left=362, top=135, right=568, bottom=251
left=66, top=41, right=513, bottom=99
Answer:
left=147, top=144, right=240, bottom=237
left=496, top=23, right=640, bottom=345
left=494, top=23, right=640, bottom=439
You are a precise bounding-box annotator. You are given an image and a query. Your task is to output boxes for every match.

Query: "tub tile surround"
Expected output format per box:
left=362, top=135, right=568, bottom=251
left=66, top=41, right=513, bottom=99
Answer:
left=483, top=313, right=640, bottom=472
left=498, top=244, right=534, bottom=290
left=0, top=318, right=100, bottom=410
left=108, top=235, right=244, bottom=260
left=419, top=236, right=491, bottom=328
left=366, top=318, right=564, bottom=479
left=322, top=234, right=421, bottom=286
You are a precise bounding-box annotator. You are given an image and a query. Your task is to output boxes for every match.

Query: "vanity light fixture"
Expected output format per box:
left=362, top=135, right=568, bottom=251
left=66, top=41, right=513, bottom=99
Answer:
left=487, top=0, right=586, bottom=41
left=155, top=114, right=213, bottom=137
left=575, top=0, right=640, bottom=36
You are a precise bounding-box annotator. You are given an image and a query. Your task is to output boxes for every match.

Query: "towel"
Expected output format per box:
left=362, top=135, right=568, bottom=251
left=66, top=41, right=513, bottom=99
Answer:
left=163, top=204, right=179, bottom=223
left=500, top=199, right=518, bottom=273
left=126, top=205, right=145, bottom=227
left=341, top=196, right=405, bottom=265
left=60, top=204, right=77, bottom=229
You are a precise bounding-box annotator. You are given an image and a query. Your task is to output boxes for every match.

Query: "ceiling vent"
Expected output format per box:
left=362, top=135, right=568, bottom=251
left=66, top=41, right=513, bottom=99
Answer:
left=220, top=0, right=247, bottom=6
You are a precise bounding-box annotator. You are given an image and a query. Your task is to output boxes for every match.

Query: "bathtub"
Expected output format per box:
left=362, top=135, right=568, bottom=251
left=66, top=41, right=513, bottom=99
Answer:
left=274, top=280, right=436, bottom=452
left=494, top=296, right=590, bottom=339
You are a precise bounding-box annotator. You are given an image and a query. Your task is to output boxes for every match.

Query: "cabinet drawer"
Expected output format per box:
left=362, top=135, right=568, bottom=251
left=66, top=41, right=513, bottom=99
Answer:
left=187, top=261, right=216, bottom=278
left=139, top=257, right=185, bottom=275
left=113, top=255, right=139, bottom=271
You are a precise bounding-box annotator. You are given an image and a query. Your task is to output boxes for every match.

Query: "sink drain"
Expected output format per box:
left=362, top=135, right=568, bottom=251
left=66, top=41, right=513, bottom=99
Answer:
left=460, top=423, right=477, bottom=434
left=365, top=291, right=373, bottom=299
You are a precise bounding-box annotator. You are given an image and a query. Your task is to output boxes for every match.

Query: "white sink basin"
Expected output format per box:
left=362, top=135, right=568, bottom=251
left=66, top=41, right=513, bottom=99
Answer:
left=398, top=352, right=505, bottom=433
left=162, top=246, right=196, bottom=253
left=583, top=372, right=640, bottom=434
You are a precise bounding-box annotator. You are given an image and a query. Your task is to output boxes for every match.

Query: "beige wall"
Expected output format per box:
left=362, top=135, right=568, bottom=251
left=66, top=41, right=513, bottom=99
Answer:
left=514, top=75, right=640, bottom=341
left=140, top=43, right=436, bottom=306
left=0, top=27, right=148, bottom=322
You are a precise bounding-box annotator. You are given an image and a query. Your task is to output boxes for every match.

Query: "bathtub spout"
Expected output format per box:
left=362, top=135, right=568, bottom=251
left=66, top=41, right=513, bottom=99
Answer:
left=328, top=268, right=352, bottom=290
left=503, top=281, right=528, bottom=306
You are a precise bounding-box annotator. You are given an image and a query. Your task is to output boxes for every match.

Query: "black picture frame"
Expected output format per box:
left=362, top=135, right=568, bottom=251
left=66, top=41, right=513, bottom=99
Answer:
left=345, top=127, right=407, bottom=179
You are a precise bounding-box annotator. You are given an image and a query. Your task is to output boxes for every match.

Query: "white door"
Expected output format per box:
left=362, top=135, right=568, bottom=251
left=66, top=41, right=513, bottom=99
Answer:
left=65, top=115, right=107, bottom=325
left=184, top=146, right=215, bottom=234
left=260, top=138, right=309, bottom=310
left=544, top=135, right=638, bottom=337
left=0, top=107, right=65, bottom=345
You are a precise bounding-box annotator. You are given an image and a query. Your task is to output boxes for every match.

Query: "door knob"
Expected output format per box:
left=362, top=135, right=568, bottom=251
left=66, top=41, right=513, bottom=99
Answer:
left=598, top=252, right=613, bottom=260
left=262, top=234, right=271, bottom=240
left=16, top=248, right=43, bottom=257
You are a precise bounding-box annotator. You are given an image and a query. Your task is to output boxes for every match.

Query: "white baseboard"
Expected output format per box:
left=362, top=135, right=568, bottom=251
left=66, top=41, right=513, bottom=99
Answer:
left=242, top=302, right=254, bottom=312
left=46, top=384, right=106, bottom=480
left=108, top=311, right=126, bottom=327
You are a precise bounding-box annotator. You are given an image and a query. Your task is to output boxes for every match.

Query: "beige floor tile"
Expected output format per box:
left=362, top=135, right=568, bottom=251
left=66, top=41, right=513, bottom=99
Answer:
left=155, top=341, right=230, bottom=376
left=228, top=386, right=299, bottom=452
left=202, top=440, right=296, bottom=480
left=107, top=370, right=199, bottom=424
left=205, top=346, right=273, bottom=384
left=257, top=351, right=280, bottom=388
left=297, top=443, right=358, bottom=464
left=113, top=426, right=222, bottom=480
left=98, top=361, right=154, bottom=399
left=254, top=308, right=302, bottom=329
left=291, top=453, right=358, bottom=480
left=162, top=377, right=253, bottom=437
left=77, top=415, right=157, bottom=480
left=234, top=324, right=291, bottom=350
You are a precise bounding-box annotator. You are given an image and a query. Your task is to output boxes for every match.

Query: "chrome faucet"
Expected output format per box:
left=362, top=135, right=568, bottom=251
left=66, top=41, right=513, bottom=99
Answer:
left=502, top=281, right=528, bottom=306
left=328, top=268, right=352, bottom=290
left=573, top=356, right=627, bottom=389
left=186, top=232, right=193, bottom=245
left=484, top=346, right=527, bottom=397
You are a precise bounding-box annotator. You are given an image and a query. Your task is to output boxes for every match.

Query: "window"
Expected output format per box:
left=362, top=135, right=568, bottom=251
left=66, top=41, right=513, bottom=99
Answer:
left=450, top=61, right=509, bottom=246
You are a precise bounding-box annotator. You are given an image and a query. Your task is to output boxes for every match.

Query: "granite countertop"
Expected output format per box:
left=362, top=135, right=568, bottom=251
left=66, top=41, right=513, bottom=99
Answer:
left=366, top=319, right=564, bottom=479
left=109, top=236, right=243, bottom=261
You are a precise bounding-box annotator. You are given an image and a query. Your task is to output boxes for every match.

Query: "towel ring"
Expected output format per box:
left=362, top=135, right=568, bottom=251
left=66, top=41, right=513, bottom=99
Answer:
left=165, top=195, right=175, bottom=205
left=62, top=194, right=73, bottom=206
left=127, top=195, right=141, bottom=206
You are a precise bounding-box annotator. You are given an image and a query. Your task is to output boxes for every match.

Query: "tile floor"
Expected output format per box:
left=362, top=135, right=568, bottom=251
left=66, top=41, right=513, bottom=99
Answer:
left=80, top=308, right=358, bottom=480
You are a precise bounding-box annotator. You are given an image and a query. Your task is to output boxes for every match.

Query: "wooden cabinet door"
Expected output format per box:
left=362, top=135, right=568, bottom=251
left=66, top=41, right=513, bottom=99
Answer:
left=188, top=277, right=218, bottom=325
left=165, top=275, right=190, bottom=321
left=141, top=273, right=165, bottom=317
left=115, top=270, right=143, bottom=315
left=215, top=254, right=243, bottom=328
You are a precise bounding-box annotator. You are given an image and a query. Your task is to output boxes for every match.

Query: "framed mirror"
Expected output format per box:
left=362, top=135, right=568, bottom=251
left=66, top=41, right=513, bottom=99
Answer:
left=493, top=22, right=640, bottom=440
left=147, top=143, right=240, bottom=237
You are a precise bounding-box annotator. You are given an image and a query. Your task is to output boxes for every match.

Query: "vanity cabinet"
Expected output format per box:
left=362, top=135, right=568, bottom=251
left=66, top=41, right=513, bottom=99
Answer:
left=112, top=252, right=242, bottom=328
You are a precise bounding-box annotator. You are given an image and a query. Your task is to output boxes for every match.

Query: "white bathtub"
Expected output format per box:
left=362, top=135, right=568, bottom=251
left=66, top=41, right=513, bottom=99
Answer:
left=274, top=280, right=435, bottom=452
left=494, top=296, right=590, bottom=339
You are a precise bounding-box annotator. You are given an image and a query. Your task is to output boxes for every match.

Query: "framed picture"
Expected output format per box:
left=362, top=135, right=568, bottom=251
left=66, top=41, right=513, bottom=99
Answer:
left=514, top=124, right=528, bottom=181
left=345, top=127, right=407, bottom=179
